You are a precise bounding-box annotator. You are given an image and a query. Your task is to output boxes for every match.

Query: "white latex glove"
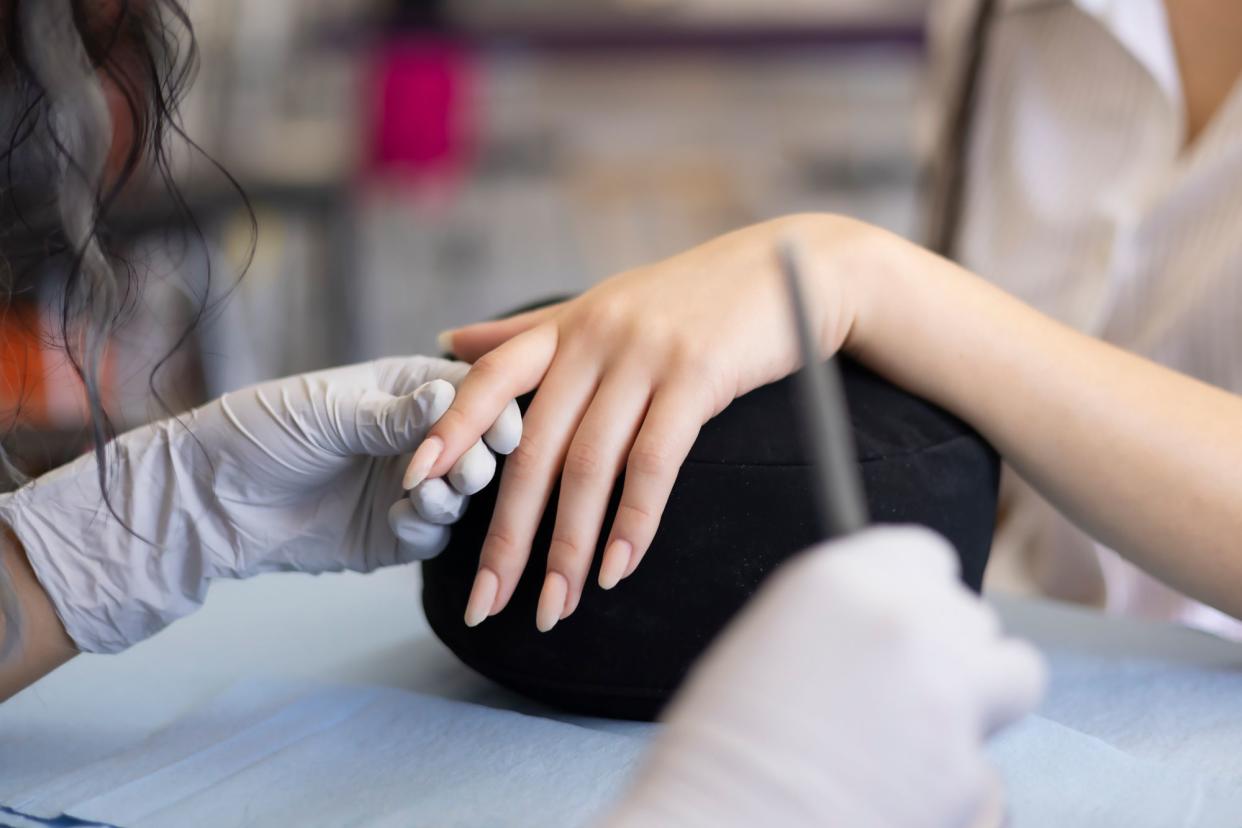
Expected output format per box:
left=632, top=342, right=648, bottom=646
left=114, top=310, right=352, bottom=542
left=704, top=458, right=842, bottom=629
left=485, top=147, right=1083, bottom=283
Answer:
left=603, top=527, right=1046, bottom=828
left=0, top=357, right=521, bottom=654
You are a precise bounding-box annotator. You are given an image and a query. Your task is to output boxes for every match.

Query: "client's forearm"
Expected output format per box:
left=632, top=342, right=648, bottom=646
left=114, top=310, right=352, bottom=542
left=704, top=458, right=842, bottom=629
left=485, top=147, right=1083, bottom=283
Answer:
left=835, top=226, right=1242, bottom=618
left=0, top=526, right=76, bottom=701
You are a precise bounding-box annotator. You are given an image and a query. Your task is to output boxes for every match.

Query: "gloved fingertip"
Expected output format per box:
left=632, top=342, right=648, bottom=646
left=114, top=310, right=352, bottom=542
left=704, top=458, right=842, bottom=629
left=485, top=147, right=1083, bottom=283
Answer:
left=388, top=500, right=451, bottom=561
left=411, top=477, right=468, bottom=524
left=483, top=399, right=523, bottom=456
left=448, top=441, right=496, bottom=495
left=415, top=379, right=457, bottom=425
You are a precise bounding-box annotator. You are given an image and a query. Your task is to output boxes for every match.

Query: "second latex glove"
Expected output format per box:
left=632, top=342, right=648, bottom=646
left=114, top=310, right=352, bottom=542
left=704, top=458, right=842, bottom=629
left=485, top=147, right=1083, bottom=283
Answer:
left=604, top=527, right=1045, bottom=828
left=0, top=357, right=520, bottom=654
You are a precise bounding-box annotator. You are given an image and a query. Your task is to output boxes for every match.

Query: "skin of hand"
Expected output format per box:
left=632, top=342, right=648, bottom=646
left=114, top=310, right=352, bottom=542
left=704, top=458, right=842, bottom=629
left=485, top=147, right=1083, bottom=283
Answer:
left=601, top=527, right=1045, bottom=828
left=419, top=211, right=1242, bottom=629
left=408, top=215, right=871, bottom=631
left=0, top=357, right=521, bottom=698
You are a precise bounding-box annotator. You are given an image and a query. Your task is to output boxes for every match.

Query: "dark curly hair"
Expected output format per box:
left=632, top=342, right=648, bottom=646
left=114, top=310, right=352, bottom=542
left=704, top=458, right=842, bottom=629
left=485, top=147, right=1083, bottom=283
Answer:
left=0, top=0, right=253, bottom=657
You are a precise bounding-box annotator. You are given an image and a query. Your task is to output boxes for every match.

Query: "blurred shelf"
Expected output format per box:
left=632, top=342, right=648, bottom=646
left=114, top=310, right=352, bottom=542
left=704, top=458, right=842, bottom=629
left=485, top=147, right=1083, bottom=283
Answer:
left=110, top=179, right=350, bottom=238
left=442, top=22, right=924, bottom=51
left=301, top=15, right=925, bottom=53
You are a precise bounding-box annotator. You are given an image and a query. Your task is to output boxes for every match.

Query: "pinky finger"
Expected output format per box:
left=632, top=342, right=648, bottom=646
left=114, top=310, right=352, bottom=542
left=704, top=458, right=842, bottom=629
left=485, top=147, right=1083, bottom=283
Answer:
left=602, top=381, right=712, bottom=584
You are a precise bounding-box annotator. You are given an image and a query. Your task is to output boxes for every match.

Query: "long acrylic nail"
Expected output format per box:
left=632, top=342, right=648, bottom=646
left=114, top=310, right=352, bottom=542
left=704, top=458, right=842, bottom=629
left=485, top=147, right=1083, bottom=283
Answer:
left=436, top=330, right=456, bottom=355
left=621, top=547, right=645, bottom=580
left=536, top=572, right=569, bottom=633
left=598, top=540, right=632, bottom=590
left=403, top=436, right=443, bottom=489
left=464, top=567, right=499, bottom=627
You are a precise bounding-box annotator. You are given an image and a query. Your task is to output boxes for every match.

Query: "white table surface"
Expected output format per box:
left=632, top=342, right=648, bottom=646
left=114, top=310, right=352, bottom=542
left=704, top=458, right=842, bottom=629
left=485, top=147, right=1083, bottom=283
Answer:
left=5, top=566, right=1242, bottom=826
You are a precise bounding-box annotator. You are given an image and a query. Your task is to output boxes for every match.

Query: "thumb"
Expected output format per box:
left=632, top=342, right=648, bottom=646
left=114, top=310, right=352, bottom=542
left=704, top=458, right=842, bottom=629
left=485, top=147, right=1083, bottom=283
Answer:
left=344, top=379, right=456, bottom=456
left=440, top=304, right=562, bottom=362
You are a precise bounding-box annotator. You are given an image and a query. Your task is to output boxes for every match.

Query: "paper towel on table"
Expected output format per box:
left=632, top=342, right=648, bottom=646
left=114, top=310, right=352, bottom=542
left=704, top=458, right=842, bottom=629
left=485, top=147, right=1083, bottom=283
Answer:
left=7, top=680, right=649, bottom=828
left=9, top=649, right=1242, bottom=828
left=1038, top=652, right=1242, bottom=780
left=991, top=715, right=1242, bottom=828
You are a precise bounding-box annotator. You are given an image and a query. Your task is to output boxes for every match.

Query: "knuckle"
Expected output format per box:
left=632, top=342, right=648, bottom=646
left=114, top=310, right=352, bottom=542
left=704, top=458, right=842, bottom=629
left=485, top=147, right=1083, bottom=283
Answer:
left=574, top=298, right=630, bottom=338
left=629, top=438, right=675, bottom=479
left=669, top=341, right=711, bottom=377
left=467, top=351, right=507, bottom=383
left=433, top=405, right=473, bottom=439
left=547, top=529, right=587, bottom=569
left=564, top=441, right=606, bottom=481
left=505, top=435, right=544, bottom=477
left=481, top=526, right=522, bottom=566
left=615, top=500, right=655, bottom=526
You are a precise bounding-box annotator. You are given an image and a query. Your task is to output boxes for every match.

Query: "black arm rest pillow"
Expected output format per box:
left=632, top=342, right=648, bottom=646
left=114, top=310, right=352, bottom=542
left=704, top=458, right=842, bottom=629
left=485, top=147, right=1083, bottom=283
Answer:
left=422, top=353, right=999, bottom=721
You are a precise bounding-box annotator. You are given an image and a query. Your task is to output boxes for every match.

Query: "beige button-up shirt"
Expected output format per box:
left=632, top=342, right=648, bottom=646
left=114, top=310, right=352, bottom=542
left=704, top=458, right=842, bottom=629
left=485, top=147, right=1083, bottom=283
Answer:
left=928, top=0, right=1242, bottom=633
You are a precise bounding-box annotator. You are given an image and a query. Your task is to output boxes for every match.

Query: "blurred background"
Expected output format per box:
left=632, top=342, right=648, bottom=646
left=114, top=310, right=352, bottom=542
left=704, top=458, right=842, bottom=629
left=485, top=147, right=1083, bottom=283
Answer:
left=2, top=0, right=928, bottom=477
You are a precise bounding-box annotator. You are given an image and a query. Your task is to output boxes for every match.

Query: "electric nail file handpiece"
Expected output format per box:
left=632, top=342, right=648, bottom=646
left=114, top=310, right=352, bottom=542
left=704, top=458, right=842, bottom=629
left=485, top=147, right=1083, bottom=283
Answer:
left=777, top=239, right=869, bottom=538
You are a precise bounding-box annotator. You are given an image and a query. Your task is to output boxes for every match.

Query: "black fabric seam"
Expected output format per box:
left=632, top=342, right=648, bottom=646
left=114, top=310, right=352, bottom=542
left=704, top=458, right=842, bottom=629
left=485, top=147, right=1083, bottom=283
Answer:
left=683, top=431, right=987, bottom=468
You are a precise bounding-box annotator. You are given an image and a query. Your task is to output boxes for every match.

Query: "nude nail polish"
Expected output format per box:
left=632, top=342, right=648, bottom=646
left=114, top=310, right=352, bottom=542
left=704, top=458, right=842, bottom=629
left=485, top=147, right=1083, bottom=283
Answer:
left=536, top=572, right=568, bottom=633
left=403, top=436, right=443, bottom=489
left=598, top=540, right=632, bottom=590
left=436, top=330, right=456, bottom=355
left=465, top=567, right=499, bottom=627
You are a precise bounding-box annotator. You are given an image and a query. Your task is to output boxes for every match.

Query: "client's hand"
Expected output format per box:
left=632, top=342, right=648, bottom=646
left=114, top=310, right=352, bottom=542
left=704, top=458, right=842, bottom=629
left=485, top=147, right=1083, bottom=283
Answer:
left=0, top=357, right=521, bottom=654
left=407, top=214, right=889, bottom=631
left=602, top=527, right=1045, bottom=828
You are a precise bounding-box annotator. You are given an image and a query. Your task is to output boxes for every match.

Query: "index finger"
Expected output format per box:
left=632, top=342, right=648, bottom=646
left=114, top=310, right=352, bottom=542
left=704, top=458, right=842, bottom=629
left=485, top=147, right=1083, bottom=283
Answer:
left=441, top=303, right=563, bottom=362
left=403, top=324, right=558, bottom=489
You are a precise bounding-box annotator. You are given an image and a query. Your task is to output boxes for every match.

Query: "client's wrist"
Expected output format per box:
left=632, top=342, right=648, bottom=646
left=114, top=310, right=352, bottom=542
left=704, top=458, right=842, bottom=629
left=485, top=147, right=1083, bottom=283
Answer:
left=775, top=212, right=899, bottom=362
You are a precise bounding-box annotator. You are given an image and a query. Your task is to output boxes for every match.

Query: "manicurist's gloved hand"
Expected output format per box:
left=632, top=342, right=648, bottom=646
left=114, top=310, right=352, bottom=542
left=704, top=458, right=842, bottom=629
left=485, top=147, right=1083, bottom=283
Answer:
left=603, top=527, right=1045, bottom=828
left=0, top=357, right=521, bottom=654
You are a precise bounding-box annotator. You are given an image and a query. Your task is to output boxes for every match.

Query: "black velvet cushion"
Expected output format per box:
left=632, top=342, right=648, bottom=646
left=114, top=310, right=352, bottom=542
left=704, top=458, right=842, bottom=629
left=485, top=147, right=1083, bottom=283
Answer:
left=422, top=357, right=999, bottom=721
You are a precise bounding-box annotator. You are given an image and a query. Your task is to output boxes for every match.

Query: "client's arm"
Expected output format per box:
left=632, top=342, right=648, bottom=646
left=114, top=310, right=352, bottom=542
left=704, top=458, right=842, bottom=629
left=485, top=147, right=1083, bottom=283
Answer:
left=415, top=214, right=1242, bottom=624
left=845, top=223, right=1242, bottom=621
left=0, top=528, right=77, bottom=701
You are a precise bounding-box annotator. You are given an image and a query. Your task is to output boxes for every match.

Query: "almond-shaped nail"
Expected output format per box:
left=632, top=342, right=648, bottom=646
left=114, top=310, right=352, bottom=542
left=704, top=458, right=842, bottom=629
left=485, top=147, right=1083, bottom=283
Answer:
left=465, top=567, right=499, bottom=627
left=536, top=571, right=568, bottom=633
left=622, top=547, right=645, bottom=580
left=598, top=540, right=632, bottom=590
left=436, top=330, right=456, bottom=355
left=403, top=436, right=443, bottom=490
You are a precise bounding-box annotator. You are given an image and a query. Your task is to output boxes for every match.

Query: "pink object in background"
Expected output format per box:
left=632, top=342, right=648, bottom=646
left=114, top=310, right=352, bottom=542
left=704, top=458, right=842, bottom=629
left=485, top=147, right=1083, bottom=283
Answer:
left=366, top=38, right=477, bottom=180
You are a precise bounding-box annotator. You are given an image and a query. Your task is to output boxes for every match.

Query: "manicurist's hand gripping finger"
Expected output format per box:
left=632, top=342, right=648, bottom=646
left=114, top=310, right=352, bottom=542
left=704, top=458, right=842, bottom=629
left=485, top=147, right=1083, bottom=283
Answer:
left=403, top=325, right=558, bottom=490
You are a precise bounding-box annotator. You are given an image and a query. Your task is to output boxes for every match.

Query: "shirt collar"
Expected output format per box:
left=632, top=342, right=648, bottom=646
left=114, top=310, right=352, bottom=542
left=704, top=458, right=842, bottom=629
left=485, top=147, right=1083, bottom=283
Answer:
left=1002, top=0, right=1183, bottom=106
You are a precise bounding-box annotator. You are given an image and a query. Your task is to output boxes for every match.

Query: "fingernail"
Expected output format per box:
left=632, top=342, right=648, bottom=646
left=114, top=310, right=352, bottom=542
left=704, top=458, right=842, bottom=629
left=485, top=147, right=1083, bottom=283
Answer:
left=436, top=330, right=456, bottom=354
left=561, top=591, right=580, bottom=621
left=403, top=436, right=443, bottom=489
left=465, top=567, right=499, bottom=627
left=622, top=548, right=644, bottom=580
left=536, top=572, right=568, bottom=633
left=598, top=540, right=632, bottom=590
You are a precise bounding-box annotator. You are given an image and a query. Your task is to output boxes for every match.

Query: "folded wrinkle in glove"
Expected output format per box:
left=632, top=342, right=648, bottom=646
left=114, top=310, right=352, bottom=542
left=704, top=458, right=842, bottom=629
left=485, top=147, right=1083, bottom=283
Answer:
left=424, top=302, right=1000, bottom=721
